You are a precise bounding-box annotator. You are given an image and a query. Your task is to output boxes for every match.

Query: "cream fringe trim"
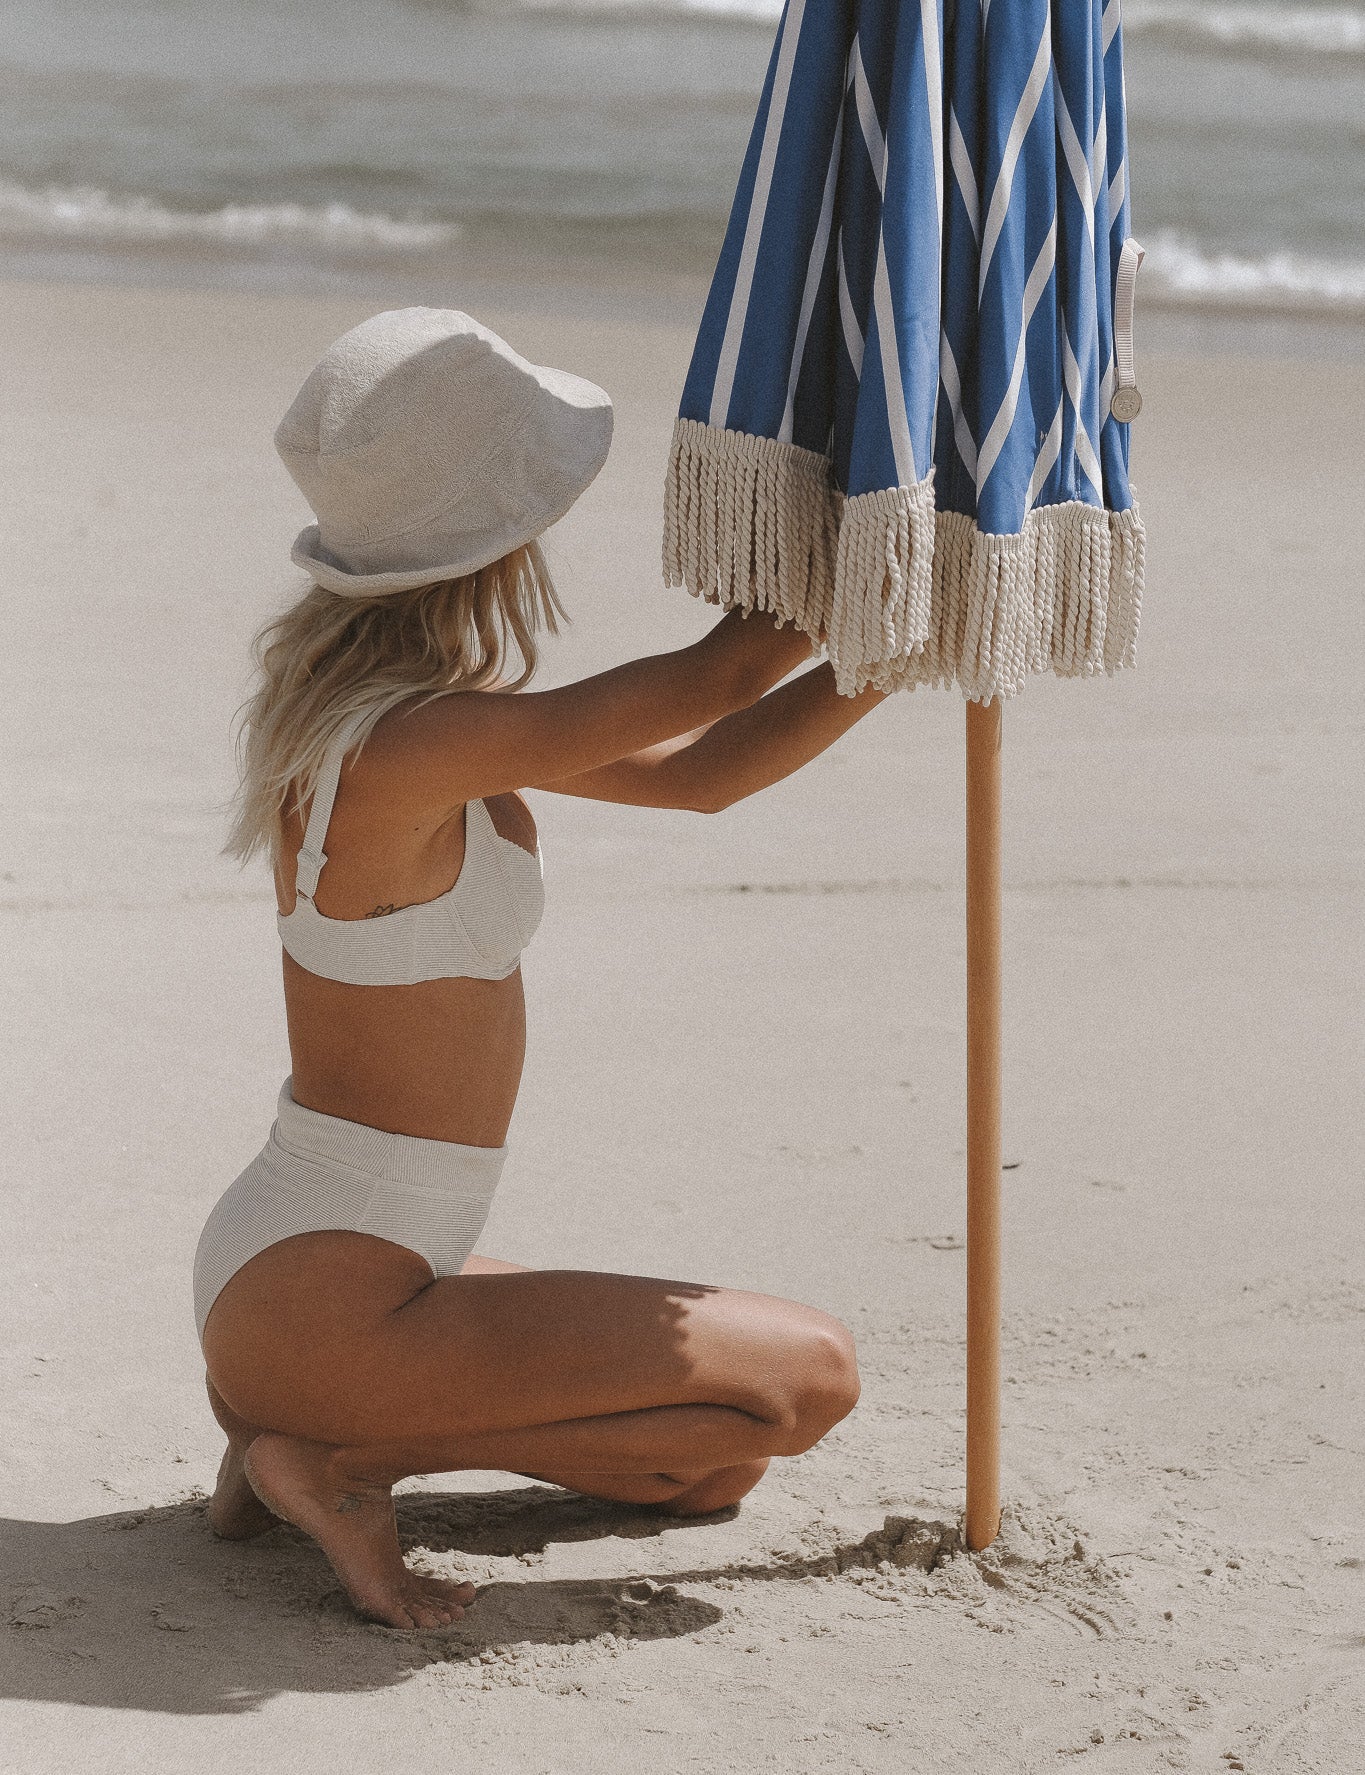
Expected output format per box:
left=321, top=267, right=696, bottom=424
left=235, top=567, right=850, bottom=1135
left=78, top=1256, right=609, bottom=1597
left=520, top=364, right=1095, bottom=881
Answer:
left=663, top=416, right=839, bottom=651
left=664, top=417, right=935, bottom=695
left=887, top=502, right=1145, bottom=703
left=831, top=482, right=936, bottom=695
left=662, top=417, right=1145, bottom=700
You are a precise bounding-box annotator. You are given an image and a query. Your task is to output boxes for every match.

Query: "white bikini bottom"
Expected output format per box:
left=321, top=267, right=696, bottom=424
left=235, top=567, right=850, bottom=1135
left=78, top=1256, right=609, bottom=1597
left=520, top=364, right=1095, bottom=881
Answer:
left=192, top=1079, right=506, bottom=1345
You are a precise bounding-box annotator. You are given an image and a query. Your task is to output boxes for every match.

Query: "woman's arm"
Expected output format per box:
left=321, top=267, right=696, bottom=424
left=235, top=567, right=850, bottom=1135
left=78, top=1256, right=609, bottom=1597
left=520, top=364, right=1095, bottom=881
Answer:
left=356, top=609, right=814, bottom=811
left=533, top=662, right=887, bottom=812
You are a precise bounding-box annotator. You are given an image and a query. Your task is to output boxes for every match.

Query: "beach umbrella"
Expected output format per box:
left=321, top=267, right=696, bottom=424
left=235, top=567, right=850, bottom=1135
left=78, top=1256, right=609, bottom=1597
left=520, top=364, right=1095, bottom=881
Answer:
left=663, top=0, right=1145, bottom=1550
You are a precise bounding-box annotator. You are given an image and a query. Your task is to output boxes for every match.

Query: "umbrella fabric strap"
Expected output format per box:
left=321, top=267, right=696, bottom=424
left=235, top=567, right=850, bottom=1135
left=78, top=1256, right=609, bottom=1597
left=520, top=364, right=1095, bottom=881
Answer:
left=1111, top=238, right=1145, bottom=423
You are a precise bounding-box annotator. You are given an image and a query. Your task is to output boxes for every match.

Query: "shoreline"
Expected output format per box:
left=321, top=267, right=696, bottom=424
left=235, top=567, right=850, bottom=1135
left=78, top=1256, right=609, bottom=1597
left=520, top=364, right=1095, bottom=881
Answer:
left=4, top=236, right=1365, bottom=362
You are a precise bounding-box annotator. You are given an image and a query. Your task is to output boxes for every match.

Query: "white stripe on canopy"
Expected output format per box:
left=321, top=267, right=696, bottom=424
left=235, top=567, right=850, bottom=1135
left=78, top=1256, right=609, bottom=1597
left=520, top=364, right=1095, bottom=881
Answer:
left=1063, top=330, right=1104, bottom=496
left=1026, top=397, right=1064, bottom=510
left=1102, top=0, right=1121, bottom=53
left=949, top=108, right=981, bottom=243
left=709, top=0, right=809, bottom=429
left=976, top=216, right=1057, bottom=492
left=873, top=228, right=916, bottom=486
left=939, top=335, right=979, bottom=483
left=779, top=109, right=843, bottom=444
left=1056, top=90, right=1096, bottom=246
left=979, top=18, right=1052, bottom=293
left=850, top=38, right=886, bottom=177
left=838, top=235, right=866, bottom=375
left=919, top=0, right=945, bottom=229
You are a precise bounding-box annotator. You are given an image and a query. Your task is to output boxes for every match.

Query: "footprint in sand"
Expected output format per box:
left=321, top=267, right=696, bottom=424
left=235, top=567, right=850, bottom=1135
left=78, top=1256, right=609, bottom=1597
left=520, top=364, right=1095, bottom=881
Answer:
left=7, top=1591, right=88, bottom=1630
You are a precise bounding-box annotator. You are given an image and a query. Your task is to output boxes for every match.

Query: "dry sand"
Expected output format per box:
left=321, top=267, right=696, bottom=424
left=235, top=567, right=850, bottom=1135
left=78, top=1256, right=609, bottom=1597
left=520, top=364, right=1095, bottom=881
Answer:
left=1, top=272, right=1362, bottom=1774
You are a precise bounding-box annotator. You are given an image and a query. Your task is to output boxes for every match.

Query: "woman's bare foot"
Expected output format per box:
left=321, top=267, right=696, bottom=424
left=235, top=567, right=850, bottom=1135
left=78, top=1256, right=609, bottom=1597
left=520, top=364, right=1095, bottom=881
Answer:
left=205, top=1376, right=279, bottom=1540
left=243, top=1431, right=476, bottom=1629
left=208, top=1437, right=279, bottom=1540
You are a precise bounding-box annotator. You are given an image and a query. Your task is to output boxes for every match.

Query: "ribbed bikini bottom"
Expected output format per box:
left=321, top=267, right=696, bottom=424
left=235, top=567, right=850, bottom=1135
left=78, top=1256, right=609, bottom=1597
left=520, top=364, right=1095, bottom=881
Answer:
left=192, top=1079, right=506, bottom=1345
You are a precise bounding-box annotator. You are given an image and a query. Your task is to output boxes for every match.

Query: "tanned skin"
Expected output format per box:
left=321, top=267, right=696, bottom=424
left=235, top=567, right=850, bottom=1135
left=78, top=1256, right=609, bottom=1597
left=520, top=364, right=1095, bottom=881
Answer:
left=203, top=608, right=883, bottom=1629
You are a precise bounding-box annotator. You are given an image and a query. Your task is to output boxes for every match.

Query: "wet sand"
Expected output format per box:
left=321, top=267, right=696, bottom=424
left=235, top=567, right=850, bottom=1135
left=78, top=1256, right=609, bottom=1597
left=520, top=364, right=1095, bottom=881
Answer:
left=1, top=271, right=1362, bottom=1772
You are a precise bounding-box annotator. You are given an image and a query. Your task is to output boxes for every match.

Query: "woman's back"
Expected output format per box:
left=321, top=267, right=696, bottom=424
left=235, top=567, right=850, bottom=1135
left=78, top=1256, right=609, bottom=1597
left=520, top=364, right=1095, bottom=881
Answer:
left=276, top=730, right=540, bottom=1147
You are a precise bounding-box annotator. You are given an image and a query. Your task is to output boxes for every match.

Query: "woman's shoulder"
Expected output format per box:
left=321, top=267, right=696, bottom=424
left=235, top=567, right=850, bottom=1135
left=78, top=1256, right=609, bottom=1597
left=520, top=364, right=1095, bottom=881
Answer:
left=340, top=695, right=539, bottom=850
left=351, top=683, right=539, bottom=812
left=359, top=685, right=504, bottom=775
left=344, top=690, right=480, bottom=804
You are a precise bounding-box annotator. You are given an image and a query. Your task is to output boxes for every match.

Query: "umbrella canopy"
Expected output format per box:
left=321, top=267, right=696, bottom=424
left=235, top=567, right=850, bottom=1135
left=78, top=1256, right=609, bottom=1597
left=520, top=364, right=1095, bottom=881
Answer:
left=664, top=0, right=1145, bottom=703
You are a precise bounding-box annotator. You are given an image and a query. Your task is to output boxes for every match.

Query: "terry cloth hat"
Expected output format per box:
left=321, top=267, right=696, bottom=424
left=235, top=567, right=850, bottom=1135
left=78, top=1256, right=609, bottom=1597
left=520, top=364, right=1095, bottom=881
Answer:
left=275, top=307, right=614, bottom=597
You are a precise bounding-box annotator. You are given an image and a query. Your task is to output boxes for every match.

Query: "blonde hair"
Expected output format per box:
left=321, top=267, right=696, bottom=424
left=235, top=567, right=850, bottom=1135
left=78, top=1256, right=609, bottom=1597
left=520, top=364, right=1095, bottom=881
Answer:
left=226, top=541, right=563, bottom=865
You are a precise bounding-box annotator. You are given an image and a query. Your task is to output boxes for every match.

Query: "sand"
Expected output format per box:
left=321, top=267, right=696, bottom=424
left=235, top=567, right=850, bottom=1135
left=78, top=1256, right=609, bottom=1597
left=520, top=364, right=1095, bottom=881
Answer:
left=1, top=270, right=1362, bottom=1773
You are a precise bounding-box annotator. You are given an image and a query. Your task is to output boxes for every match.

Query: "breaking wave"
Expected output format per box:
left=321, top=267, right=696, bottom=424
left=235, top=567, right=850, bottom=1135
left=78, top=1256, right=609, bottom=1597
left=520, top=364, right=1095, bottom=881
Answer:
left=0, top=181, right=457, bottom=252
left=1122, top=1, right=1365, bottom=59
left=499, top=0, right=1365, bottom=55
left=4, top=184, right=1363, bottom=323
left=1142, top=230, right=1365, bottom=312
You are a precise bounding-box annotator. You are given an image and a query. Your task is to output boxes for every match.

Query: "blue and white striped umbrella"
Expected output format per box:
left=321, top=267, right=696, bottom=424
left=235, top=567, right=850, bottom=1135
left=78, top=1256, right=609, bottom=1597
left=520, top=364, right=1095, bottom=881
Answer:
left=664, top=0, right=1146, bottom=701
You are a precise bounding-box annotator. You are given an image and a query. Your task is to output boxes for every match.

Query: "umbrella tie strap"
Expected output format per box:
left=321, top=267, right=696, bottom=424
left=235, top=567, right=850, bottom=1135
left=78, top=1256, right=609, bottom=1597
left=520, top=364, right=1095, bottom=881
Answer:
left=1111, top=238, right=1145, bottom=423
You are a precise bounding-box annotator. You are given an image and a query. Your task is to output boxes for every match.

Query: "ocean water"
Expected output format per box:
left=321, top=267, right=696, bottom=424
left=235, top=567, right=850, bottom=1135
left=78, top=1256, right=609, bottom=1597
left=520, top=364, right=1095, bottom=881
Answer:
left=0, top=0, right=1362, bottom=316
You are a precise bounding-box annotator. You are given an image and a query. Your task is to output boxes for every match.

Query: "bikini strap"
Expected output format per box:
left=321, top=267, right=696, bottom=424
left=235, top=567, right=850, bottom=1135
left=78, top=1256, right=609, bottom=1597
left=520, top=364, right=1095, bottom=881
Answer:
left=295, top=712, right=367, bottom=901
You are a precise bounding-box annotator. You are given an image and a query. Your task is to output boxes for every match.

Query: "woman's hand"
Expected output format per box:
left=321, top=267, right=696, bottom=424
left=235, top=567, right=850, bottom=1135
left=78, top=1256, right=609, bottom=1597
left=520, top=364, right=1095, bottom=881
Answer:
left=534, top=662, right=887, bottom=813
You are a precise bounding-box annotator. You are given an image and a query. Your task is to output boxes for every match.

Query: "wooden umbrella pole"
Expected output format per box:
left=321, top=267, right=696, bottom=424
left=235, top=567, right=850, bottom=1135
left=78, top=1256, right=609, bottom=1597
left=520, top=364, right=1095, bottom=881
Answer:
left=965, top=696, right=1003, bottom=1552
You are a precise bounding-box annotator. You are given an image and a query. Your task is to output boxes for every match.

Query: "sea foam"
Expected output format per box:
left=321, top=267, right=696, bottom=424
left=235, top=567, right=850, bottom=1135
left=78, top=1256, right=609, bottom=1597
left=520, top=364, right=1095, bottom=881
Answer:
left=1123, top=1, right=1365, bottom=59
left=506, top=0, right=1365, bottom=56
left=0, top=182, right=457, bottom=252
left=1143, top=231, right=1365, bottom=312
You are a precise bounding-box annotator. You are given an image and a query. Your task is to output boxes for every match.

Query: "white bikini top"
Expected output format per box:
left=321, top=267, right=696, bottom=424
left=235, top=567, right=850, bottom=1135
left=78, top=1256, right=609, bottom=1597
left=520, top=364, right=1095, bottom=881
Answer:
left=278, top=715, right=544, bottom=987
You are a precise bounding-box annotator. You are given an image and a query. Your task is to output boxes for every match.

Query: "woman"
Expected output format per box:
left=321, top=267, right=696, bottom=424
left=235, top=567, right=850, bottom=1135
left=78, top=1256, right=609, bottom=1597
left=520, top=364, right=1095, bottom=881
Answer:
left=199, top=308, right=882, bottom=1630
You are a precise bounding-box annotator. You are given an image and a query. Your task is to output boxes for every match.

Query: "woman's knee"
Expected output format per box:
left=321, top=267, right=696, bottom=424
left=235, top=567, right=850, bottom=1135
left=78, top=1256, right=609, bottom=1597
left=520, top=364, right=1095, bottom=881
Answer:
left=748, top=1309, right=860, bottom=1455
left=792, top=1313, right=860, bottom=1446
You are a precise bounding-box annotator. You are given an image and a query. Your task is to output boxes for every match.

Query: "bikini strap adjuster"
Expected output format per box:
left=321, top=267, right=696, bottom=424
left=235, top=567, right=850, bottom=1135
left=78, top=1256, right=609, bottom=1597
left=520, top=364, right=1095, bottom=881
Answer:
left=295, top=844, right=327, bottom=901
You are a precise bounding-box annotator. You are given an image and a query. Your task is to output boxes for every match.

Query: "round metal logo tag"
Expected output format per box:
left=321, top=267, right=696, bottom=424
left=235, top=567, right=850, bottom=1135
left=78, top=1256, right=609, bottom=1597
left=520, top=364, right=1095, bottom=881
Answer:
left=1110, top=385, right=1143, bottom=423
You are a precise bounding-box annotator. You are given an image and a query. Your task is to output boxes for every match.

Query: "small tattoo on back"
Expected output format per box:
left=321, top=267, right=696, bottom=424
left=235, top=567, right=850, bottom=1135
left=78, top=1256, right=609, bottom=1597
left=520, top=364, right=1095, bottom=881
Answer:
left=366, top=904, right=398, bottom=919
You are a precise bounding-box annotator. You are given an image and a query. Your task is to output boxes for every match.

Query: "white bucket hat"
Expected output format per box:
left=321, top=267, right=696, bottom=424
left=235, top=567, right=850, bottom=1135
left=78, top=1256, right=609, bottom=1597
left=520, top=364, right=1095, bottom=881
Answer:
left=274, top=307, right=614, bottom=597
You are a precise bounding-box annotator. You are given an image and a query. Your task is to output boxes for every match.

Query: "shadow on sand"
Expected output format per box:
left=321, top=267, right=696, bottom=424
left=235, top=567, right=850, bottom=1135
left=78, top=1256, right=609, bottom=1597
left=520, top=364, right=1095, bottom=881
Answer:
left=0, top=1485, right=958, bottom=1715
